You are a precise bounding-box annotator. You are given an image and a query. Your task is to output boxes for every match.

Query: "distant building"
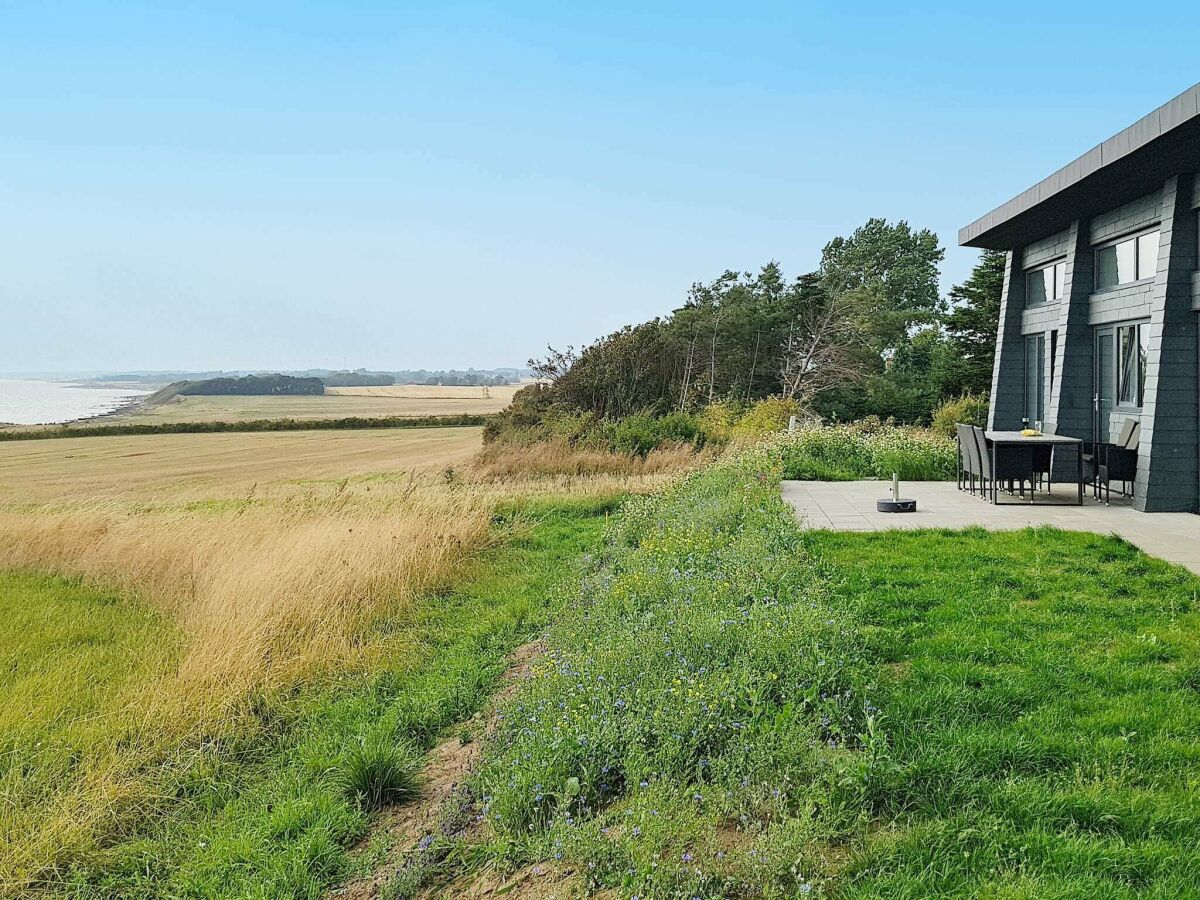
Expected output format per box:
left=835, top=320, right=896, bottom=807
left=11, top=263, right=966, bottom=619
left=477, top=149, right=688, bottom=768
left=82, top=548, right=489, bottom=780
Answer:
left=961, top=84, right=1200, bottom=511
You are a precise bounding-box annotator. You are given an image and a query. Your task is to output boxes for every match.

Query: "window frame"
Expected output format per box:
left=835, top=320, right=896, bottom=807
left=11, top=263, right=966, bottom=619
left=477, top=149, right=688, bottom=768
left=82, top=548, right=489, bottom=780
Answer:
left=1113, top=320, right=1149, bottom=411
left=1093, top=227, right=1161, bottom=292
left=1024, top=259, right=1066, bottom=306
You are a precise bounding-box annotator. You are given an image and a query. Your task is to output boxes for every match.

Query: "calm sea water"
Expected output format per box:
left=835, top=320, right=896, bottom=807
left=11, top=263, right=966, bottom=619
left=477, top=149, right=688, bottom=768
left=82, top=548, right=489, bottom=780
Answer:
left=0, top=379, right=151, bottom=426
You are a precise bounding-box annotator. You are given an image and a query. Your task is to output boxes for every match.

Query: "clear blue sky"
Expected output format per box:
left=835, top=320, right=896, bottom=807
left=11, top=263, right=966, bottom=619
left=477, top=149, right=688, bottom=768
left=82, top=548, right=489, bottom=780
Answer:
left=3, top=2, right=1197, bottom=373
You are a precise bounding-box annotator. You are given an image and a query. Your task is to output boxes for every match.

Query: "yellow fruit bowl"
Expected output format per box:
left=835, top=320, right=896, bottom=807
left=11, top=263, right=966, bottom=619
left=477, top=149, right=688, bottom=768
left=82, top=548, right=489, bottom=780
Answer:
left=1020, top=428, right=1042, bottom=436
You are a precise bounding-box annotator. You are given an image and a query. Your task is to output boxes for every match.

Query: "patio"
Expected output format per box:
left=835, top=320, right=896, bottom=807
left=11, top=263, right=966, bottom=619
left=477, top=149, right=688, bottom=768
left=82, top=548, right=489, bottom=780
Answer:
left=782, top=480, right=1200, bottom=574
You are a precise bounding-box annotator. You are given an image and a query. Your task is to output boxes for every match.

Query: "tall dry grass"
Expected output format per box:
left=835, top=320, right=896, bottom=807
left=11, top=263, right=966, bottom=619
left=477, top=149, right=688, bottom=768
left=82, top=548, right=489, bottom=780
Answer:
left=471, top=440, right=712, bottom=481
left=0, top=477, right=495, bottom=893
left=0, top=489, right=493, bottom=690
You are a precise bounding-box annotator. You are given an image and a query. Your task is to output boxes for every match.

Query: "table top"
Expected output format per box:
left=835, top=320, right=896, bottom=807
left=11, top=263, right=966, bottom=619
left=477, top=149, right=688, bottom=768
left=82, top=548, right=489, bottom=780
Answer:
left=985, top=430, right=1083, bottom=445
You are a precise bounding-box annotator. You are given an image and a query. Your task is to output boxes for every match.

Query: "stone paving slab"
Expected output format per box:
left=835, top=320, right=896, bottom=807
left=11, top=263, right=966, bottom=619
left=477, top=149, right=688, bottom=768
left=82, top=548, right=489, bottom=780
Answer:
left=782, top=480, right=1200, bottom=575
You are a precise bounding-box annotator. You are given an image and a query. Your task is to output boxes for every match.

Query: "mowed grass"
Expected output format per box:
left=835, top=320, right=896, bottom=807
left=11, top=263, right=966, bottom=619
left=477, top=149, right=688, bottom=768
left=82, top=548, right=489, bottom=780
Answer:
left=104, top=382, right=520, bottom=425
left=805, top=527, right=1200, bottom=898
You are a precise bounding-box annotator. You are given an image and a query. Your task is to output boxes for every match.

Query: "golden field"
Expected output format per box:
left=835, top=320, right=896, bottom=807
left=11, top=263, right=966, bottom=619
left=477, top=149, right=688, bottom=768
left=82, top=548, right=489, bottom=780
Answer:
left=0, top=426, right=483, bottom=504
left=101, top=382, right=523, bottom=424
left=0, top=425, right=689, bottom=890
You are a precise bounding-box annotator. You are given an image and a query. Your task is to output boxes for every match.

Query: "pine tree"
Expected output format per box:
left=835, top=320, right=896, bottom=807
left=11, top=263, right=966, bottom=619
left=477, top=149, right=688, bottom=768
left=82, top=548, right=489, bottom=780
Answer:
left=943, top=250, right=1006, bottom=396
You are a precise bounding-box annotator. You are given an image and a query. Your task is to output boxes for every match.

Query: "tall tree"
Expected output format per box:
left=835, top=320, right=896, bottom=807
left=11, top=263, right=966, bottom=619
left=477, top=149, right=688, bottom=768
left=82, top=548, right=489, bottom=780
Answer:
left=817, top=218, right=945, bottom=353
left=778, top=274, right=872, bottom=407
left=943, top=249, right=1006, bottom=395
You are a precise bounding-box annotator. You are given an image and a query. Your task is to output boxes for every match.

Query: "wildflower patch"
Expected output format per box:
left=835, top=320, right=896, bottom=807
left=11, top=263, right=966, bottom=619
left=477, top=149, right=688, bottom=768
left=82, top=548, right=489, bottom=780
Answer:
left=473, top=447, right=876, bottom=896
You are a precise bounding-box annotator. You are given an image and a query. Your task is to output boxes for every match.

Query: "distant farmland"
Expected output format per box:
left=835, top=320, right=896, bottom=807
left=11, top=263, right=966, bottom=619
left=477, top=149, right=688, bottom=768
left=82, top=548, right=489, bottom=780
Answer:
left=99, top=382, right=523, bottom=425
left=0, top=426, right=484, bottom=504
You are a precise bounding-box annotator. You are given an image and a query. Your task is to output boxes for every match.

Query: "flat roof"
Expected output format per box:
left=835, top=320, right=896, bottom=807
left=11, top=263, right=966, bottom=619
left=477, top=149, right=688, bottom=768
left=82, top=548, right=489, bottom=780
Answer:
left=960, top=84, right=1200, bottom=250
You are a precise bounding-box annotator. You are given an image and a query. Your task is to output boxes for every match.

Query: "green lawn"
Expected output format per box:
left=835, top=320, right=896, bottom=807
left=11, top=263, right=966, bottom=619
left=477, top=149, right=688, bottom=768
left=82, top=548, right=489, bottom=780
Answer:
left=806, top=527, right=1200, bottom=899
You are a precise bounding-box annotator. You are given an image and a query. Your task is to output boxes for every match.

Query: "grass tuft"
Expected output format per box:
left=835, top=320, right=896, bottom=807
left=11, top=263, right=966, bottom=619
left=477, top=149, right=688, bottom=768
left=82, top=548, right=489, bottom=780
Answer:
left=337, top=731, right=421, bottom=810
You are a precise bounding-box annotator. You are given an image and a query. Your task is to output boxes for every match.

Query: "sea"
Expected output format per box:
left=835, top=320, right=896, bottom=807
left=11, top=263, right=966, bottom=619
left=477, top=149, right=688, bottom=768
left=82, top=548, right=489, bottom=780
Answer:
left=0, top=379, right=152, bottom=426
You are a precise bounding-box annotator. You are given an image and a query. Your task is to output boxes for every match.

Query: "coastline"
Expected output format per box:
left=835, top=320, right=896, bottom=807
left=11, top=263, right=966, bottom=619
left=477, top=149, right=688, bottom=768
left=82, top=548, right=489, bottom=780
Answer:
left=0, top=380, right=157, bottom=430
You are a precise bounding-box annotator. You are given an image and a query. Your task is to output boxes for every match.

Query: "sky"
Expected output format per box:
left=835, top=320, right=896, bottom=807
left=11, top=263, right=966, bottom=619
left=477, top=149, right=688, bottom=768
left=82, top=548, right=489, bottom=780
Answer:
left=2, top=1, right=1199, bottom=374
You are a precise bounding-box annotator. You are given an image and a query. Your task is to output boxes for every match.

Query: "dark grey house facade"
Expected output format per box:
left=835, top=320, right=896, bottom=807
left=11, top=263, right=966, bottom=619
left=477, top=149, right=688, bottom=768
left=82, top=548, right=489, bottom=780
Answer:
left=961, top=83, right=1200, bottom=512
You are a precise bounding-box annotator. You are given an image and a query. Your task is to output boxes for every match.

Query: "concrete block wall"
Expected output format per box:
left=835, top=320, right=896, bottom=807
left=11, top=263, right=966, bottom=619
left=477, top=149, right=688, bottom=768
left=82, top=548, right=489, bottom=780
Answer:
left=1089, top=281, right=1154, bottom=324
left=1024, top=228, right=1071, bottom=267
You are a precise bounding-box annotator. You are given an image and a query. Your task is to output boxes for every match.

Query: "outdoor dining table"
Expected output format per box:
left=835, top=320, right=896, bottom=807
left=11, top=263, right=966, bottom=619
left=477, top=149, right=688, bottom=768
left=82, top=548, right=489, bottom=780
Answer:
left=984, top=431, right=1085, bottom=506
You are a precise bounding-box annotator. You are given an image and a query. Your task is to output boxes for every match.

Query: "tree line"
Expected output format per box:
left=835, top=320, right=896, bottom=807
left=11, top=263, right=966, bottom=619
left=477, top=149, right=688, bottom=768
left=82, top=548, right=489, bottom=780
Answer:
left=518, top=219, right=1003, bottom=426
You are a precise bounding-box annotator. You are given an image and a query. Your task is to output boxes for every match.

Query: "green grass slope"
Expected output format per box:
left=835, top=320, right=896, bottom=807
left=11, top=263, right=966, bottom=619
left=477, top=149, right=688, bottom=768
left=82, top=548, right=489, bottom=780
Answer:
left=425, top=451, right=1200, bottom=899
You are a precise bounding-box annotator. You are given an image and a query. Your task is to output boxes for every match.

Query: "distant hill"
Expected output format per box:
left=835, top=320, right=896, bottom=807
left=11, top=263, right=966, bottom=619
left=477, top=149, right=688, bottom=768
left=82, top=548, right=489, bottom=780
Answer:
left=179, top=375, right=325, bottom=396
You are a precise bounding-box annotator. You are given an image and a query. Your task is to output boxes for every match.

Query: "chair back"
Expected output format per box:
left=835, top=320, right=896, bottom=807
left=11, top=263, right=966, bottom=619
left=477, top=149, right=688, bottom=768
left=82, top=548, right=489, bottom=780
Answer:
left=1115, top=418, right=1137, bottom=448
left=956, top=423, right=979, bottom=475
left=1042, top=422, right=1057, bottom=435
left=1124, top=420, right=1141, bottom=451
left=971, top=426, right=991, bottom=472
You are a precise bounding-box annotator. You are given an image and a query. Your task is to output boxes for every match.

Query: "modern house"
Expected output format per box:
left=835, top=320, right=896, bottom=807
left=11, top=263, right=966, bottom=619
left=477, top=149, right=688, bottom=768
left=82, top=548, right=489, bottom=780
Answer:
left=961, top=83, right=1200, bottom=512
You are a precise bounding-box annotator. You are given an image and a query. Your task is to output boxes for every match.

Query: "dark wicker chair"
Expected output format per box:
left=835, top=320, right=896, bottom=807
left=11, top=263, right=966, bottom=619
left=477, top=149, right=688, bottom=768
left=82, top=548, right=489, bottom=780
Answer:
left=973, top=426, right=1035, bottom=503
left=1031, top=423, right=1056, bottom=491
left=1097, top=420, right=1140, bottom=503
left=1086, top=418, right=1137, bottom=489
left=956, top=423, right=982, bottom=494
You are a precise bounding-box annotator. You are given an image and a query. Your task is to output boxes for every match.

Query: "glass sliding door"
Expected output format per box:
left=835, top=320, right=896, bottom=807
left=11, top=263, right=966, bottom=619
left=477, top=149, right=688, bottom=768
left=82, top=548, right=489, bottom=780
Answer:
left=1024, top=333, right=1046, bottom=425
left=1094, top=327, right=1115, bottom=443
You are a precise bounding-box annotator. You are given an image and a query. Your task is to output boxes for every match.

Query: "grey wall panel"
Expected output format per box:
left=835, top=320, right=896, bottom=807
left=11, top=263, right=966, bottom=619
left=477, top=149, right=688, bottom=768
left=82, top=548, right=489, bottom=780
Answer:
left=1047, top=219, right=1096, bottom=480
left=1134, top=174, right=1199, bottom=512
left=1023, top=229, right=1071, bottom=268
left=1089, top=191, right=1162, bottom=244
left=988, top=250, right=1028, bottom=431
left=1089, top=282, right=1155, bottom=325
left=1022, top=301, right=1061, bottom=334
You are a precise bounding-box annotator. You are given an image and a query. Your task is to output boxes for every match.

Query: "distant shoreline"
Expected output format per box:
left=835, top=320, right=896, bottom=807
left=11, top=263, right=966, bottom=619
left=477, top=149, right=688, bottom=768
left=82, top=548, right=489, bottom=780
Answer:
left=0, top=379, right=155, bottom=428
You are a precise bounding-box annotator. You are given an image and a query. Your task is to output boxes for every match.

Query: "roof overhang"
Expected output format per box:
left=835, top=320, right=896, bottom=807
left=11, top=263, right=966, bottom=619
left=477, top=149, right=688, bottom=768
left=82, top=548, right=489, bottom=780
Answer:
left=960, top=84, right=1200, bottom=250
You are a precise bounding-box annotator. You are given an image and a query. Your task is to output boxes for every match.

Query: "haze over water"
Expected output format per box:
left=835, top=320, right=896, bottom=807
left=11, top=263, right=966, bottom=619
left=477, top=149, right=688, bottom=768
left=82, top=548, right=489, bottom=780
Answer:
left=0, top=379, right=150, bottom=425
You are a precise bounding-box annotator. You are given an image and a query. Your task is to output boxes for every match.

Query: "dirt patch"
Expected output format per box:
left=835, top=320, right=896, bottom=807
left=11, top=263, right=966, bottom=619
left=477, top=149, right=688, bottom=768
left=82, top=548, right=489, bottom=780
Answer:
left=884, top=660, right=912, bottom=680
left=418, top=862, right=589, bottom=899
left=329, top=639, right=546, bottom=900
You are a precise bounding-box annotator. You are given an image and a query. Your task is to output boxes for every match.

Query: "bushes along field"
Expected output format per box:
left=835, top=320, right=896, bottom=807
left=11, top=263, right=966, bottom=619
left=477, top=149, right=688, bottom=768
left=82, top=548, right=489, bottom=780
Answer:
left=777, top=420, right=957, bottom=481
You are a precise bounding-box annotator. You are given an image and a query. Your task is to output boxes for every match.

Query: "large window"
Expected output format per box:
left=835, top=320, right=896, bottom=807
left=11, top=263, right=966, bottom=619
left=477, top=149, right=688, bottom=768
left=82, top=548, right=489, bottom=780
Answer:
left=1024, top=333, right=1046, bottom=423
left=1095, top=230, right=1159, bottom=290
left=1026, top=260, right=1066, bottom=305
left=1116, top=322, right=1149, bottom=407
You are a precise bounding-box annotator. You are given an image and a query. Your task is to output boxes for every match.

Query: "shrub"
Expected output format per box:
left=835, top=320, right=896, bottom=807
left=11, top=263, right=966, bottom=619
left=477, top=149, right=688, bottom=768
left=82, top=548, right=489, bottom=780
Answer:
left=604, top=411, right=703, bottom=456
left=336, top=729, right=421, bottom=810
left=696, top=400, right=742, bottom=444
left=931, top=393, right=989, bottom=438
left=731, top=397, right=802, bottom=439
left=776, top=421, right=956, bottom=481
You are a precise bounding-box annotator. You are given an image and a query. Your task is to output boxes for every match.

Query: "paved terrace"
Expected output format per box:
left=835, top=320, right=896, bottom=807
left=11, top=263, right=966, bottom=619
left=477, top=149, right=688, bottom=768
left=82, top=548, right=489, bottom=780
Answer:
left=783, top=480, right=1200, bottom=575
